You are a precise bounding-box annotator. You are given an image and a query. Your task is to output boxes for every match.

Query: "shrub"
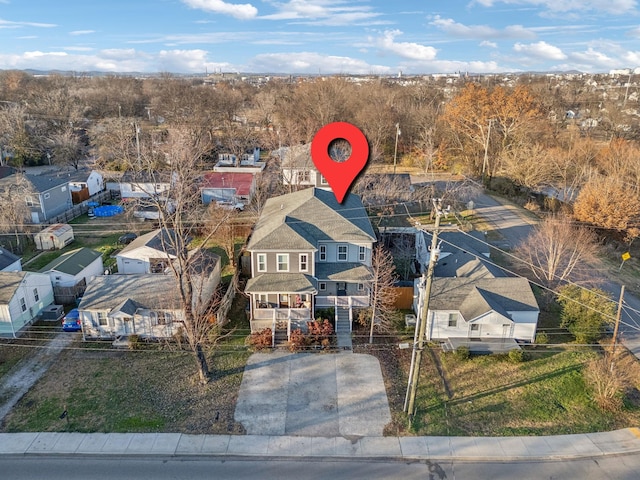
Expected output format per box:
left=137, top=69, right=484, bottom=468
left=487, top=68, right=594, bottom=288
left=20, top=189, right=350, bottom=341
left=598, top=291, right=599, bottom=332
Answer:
left=508, top=348, right=525, bottom=363
left=535, top=332, right=549, bottom=345
left=454, top=345, right=470, bottom=360
left=306, top=319, right=334, bottom=349
left=584, top=354, right=627, bottom=412
left=128, top=334, right=140, bottom=350
left=247, top=328, right=272, bottom=350
left=288, top=329, right=306, bottom=352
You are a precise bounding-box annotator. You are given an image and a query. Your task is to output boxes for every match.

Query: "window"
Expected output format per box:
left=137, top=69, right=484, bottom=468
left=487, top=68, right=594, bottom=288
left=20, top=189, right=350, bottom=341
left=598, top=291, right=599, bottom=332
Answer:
left=297, top=170, right=310, bottom=183
left=337, top=244, right=348, bottom=261
left=44, top=192, right=50, bottom=200
left=470, top=324, right=479, bottom=331
left=131, top=184, right=137, bottom=192
left=320, top=175, right=329, bottom=185
left=98, top=312, right=108, bottom=326
left=448, top=313, right=458, bottom=327
left=25, top=196, right=34, bottom=207
left=319, top=282, right=326, bottom=291
left=61, top=186, right=66, bottom=192
left=276, top=254, right=289, bottom=272
left=359, top=246, right=366, bottom=262
left=357, top=283, right=364, bottom=291
left=299, top=254, right=308, bottom=272
left=33, top=288, right=39, bottom=302
left=154, top=311, right=170, bottom=325
left=257, top=253, right=267, bottom=272
left=20, top=298, right=26, bottom=312
left=319, top=245, right=326, bottom=261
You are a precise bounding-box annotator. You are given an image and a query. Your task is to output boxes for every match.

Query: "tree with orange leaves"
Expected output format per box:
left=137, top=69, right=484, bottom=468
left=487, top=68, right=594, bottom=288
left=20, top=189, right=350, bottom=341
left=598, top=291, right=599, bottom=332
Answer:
left=442, top=83, right=542, bottom=178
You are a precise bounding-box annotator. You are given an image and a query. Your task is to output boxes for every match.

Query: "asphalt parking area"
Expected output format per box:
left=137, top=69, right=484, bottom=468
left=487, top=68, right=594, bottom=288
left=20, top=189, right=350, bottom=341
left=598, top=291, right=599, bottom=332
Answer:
left=234, top=351, right=391, bottom=437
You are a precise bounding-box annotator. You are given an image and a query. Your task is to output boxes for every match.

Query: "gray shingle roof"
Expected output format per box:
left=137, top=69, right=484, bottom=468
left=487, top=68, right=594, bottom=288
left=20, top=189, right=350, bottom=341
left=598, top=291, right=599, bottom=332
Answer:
left=247, top=188, right=376, bottom=251
left=0, top=272, right=26, bottom=304
left=429, top=277, right=539, bottom=320
left=39, top=248, right=102, bottom=276
left=24, top=173, right=70, bottom=193
left=79, top=275, right=183, bottom=312
left=245, top=273, right=317, bottom=294
left=315, top=263, right=373, bottom=282
left=118, top=228, right=184, bottom=257
left=426, top=230, right=502, bottom=279
left=0, top=248, right=20, bottom=270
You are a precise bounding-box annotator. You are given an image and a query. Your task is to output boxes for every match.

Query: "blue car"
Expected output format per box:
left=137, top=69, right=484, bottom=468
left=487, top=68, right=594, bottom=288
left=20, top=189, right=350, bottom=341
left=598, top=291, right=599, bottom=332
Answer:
left=62, top=308, right=82, bottom=332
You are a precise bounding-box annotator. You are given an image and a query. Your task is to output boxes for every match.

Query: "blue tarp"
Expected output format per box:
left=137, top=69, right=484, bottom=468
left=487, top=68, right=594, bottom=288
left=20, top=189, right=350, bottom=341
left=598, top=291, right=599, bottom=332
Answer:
left=93, top=205, right=123, bottom=217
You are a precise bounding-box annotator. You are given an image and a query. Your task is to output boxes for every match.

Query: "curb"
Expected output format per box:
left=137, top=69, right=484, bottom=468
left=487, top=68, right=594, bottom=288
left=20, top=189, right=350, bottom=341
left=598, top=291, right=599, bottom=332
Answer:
left=1, top=429, right=640, bottom=461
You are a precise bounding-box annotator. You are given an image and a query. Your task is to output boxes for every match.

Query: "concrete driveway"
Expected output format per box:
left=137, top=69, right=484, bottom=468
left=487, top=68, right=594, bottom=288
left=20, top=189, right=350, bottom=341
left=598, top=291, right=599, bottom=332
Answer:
left=234, top=352, right=391, bottom=437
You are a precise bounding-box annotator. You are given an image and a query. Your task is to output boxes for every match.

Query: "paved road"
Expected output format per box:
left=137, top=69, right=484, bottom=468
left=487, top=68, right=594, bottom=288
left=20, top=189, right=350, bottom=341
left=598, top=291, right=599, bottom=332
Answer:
left=472, top=191, right=640, bottom=355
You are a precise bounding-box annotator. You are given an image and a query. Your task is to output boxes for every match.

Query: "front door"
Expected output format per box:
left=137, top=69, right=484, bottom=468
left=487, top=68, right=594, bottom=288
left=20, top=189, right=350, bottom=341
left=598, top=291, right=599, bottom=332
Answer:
left=337, top=282, right=346, bottom=296
left=470, top=323, right=481, bottom=338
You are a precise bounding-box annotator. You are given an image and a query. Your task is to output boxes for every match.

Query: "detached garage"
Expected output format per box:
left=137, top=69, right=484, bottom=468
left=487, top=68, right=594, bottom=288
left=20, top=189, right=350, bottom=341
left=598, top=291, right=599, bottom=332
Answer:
left=34, top=224, right=74, bottom=250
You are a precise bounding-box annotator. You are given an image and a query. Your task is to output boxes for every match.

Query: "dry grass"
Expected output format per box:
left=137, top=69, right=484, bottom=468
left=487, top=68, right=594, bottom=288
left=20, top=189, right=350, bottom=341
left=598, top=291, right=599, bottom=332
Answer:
left=1, top=339, right=251, bottom=434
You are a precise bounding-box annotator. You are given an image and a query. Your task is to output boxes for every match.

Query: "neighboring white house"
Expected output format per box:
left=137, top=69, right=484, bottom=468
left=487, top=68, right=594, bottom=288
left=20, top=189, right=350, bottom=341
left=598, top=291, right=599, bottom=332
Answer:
left=39, top=247, right=104, bottom=288
left=279, top=143, right=331, bottom=190
left=0, top=271, right=54, bottom=337
left=414, top=276, right=539, bottom=349
left=79, top=250, right=221, bottom=340
left=67, top=169, right=105, bottom=197
left=116, top=229, right=181, bottom=274
left=79, top=275, right=186, bottom=339
left=118, top=171, right=173, bottom=201
left=0, top=248, right=21, bottom=272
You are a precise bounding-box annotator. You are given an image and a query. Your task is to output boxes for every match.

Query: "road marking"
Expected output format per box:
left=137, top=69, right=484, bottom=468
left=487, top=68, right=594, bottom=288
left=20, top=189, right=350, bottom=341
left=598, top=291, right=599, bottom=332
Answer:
left=629, top=427, right=640, bottom=438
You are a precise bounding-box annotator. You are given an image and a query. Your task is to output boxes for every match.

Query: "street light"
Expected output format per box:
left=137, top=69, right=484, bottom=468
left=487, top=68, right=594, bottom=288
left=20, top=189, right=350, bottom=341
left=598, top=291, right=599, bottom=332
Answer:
left=393, top=123, right=401, bottom=175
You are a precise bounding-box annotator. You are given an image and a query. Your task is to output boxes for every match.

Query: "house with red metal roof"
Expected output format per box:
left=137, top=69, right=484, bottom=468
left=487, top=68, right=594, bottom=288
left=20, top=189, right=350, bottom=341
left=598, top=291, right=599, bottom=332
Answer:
left=200, top=171, right=256, bottom=206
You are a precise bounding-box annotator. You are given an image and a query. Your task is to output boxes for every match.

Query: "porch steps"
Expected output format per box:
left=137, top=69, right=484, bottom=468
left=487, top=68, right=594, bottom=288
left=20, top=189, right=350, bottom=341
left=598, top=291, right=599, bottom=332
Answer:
left=273, top=321, right=288, bottom=347
left=335, top=307, right=352, bottom=352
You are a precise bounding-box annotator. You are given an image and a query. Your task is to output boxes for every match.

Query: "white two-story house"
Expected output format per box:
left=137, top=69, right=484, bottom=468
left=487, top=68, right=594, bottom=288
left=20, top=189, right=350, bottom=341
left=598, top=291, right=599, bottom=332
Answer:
left=245, top=188, right=376, bottom=341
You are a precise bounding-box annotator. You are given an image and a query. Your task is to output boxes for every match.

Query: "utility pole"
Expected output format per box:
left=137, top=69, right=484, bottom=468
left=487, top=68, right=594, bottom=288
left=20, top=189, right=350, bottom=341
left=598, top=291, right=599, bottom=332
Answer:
left=611, top=285, right=625, bottom=360
left=404, top=198, right=443, bottom=419
left=393, top=123, right=401, bottom=175
left=134, top=122, right=141, bottom=166
left=482, top=118, right=492, bottom=183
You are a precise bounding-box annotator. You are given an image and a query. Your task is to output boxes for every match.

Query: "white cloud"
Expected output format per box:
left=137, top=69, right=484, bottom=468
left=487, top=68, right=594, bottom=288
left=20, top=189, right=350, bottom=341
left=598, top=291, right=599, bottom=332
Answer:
left=260, top=0, right=381, bottom=26
left=570, top=47, right=616, bottom=68
left=375, top=30, right=437, bottom=61
left=0, top=18, right=57, bottom=28
left=513, top=40, right=567, bottom=60
left=247, top=51, right=392, bottom=74
left=480, top=40, right=498, bottom=48
left=472, top=0, right=637, bottom=15
left=181, top=0, right=258, bottom=20
left=69, top=30, right=95, bottom=36
left=430, top=16, right=535, bottom=39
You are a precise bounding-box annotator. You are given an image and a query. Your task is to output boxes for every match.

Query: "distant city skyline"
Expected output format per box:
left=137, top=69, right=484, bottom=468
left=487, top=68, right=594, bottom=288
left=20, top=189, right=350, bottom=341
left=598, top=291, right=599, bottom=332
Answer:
left=0, top=1, right=639, bottom=75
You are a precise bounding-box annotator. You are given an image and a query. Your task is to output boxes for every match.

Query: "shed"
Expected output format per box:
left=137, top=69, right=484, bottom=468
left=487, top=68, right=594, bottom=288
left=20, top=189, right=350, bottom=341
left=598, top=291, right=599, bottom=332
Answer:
left=34, top=223, right=74, bottom=250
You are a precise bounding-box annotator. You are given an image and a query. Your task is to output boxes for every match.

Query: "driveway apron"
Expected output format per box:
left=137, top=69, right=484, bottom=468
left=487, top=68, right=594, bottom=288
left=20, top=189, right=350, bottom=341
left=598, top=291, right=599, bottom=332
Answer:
left=235, top=351, right=391, bottom=437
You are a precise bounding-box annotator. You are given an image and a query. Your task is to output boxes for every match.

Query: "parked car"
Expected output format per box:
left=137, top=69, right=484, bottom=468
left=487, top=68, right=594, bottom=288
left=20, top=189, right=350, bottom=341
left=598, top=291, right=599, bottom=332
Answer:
left=61, top=308, right=82, bottom=332
left=118, top=232, right=137, bottom=244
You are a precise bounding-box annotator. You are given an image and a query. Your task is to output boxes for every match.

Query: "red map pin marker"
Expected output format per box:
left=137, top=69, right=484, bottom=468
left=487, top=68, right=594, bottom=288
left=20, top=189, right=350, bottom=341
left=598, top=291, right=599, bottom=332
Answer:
left=311, top=122, right=369, bottom=203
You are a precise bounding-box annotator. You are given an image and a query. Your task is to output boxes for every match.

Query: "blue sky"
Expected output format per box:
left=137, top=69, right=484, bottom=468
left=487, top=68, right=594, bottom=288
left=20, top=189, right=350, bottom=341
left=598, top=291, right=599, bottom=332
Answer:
left=0, top=0, right=639, bottom=74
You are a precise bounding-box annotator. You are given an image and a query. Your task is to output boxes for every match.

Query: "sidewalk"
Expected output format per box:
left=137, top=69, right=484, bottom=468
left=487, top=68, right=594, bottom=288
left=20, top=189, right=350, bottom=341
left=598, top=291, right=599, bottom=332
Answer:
left=1, top=428, right=640, bottom=461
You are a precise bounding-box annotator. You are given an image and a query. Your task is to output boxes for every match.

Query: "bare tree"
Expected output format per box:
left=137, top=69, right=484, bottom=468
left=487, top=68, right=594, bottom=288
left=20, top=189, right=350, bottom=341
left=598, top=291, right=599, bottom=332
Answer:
left=367, top=244, right=398, bottom=344
left=125, top=126, right=232, bottom=384
left=516, top=215, right=599, bottom=288
left=0, top=172, right=32, bottom=253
